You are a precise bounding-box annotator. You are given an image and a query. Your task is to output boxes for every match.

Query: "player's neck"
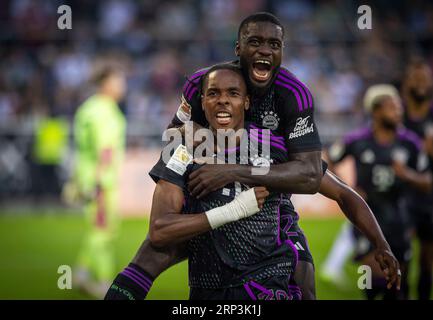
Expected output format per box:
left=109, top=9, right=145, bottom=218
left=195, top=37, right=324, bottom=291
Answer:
left=373, top=123, right=396, bottom=145
left=248, top=73, right=276, bottom=97
left=405, top=97, right=431, bottom=120
left=97, top=90, right=118, bottom=103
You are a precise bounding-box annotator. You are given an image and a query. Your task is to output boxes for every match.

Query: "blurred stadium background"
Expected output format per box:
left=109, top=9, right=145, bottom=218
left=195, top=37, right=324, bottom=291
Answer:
left=0, top=0, right=432, bottom=299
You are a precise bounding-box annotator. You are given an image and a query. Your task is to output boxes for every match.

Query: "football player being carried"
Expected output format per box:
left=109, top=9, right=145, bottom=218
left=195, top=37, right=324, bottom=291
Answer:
left=105, top=65, right=401, bottom=300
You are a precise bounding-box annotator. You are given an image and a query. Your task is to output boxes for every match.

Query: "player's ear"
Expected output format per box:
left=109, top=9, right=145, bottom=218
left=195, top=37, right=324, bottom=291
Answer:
left=244, top=95, right=250, bottom=111
left=235, top=41, right=240, bottom=57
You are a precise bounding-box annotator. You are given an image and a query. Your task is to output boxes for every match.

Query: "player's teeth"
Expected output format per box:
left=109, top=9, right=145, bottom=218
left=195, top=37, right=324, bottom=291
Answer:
left=217, top=112, right=230, bottom=117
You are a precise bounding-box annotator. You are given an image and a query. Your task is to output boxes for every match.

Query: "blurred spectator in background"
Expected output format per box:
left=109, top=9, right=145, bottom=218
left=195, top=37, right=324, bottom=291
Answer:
left=65, top=64, right=127, bottom=298
left=30, top=106, right=69, bottom=199
left=0, top=0, right=433, bottom=199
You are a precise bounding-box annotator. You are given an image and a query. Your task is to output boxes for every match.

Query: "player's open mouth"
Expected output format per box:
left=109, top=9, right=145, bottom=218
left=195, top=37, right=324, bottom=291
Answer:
left=252, top=60, right=272, bottom=82
left=215, top=111, right=232, bottom=125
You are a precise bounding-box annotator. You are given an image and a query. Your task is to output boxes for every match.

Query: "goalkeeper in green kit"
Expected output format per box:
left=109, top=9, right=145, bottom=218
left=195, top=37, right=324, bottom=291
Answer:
left=66, top=66, right=127, bottom=298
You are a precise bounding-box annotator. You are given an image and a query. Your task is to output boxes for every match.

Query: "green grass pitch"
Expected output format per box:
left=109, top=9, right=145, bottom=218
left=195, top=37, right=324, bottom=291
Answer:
left=0, top=211, right=427, bottom=299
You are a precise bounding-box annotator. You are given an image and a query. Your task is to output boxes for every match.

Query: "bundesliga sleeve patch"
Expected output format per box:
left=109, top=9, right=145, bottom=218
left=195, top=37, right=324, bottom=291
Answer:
left=288, top=116, right=315, bottom=140
left=166, top=144, right=193, bottom=175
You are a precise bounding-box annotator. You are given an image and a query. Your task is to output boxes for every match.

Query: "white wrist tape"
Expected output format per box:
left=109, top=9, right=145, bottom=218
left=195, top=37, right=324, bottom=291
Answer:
left=205, top=188, right=260, bottom=229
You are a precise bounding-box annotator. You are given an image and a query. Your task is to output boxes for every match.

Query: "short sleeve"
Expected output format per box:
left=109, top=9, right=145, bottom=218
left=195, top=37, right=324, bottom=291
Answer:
left=275, top=69, right=322, bottom=153
left=149, top=143, right=193, bottom=189
left=281, top=98, right=322, bottom=153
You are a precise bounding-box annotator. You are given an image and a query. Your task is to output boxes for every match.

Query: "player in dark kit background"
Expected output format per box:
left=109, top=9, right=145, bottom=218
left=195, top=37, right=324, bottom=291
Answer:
left=328, top=84, right=432, bottom=300
left=401, top=60, right=433, bottom=300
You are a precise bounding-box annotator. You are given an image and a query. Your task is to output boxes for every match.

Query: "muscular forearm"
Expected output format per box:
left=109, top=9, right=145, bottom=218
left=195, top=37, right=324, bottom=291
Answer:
left=150, top=213, right=211, bottom=248
left=150, top=182, right=262, bottom=249
left=230, top=164, right=318, bottom=193
left=150, top=187, right=262, bottom=246
left=338, top=191, right=389, bottom=249
left=229, top=152, right=322, bottom=194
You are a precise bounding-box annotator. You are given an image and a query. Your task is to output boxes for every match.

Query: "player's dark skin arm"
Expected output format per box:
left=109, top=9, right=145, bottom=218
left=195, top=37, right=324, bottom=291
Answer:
left=188, top=150, right=323, bottom=198
left=128, top=181, right=196, bottom=278
left=148, top=180, right=213, bottom=248
left=392, top=161, right=432, bottom=193
left=149, top=180, right=268, bottom=248
left=131, top=237, right=188, bottom=278
left=319, top=170, right=401, bottom=290
left=134, top=182, right=268, bottom=277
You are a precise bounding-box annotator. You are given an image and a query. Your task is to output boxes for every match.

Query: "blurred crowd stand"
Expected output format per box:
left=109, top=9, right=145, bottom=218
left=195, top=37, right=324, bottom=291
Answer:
left=1, top=0, right=433, bottom=201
